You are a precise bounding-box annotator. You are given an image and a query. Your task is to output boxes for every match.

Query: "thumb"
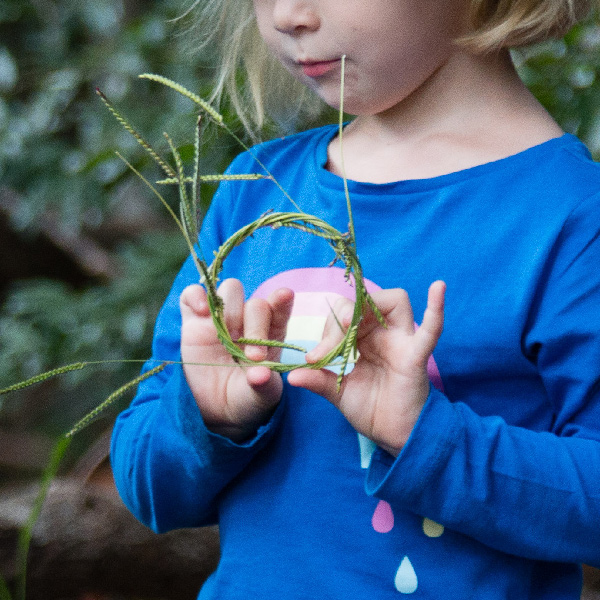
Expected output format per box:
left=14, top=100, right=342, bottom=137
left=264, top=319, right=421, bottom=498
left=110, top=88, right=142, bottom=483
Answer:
left=180, top=284, right=210, bottom=318
left=246, top=365, right=284, bottom=406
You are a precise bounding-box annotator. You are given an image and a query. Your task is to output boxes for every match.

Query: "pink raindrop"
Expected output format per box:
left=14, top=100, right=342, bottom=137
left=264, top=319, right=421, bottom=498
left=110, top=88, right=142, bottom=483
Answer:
left=372, top=499, right=394, bottom=533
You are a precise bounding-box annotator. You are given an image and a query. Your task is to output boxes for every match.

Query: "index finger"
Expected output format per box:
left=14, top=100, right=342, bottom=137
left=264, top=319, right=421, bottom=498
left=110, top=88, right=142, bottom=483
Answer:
left=357, top=288, right=415, bottom=340
left=266, top=287, right=295, bottom=341
left=265, top=287, right=295, bottom=362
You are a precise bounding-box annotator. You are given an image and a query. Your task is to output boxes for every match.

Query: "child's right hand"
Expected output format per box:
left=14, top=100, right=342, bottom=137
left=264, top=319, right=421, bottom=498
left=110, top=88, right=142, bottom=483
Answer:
left=180, top=279, right=294, bottom=443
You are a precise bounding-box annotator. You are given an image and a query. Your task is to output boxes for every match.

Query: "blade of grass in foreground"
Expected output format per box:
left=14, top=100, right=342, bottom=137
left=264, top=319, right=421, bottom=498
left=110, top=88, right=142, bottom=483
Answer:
left=14, top=436, right=72, bottom=600
left=0, top=575, right=12, bottom=600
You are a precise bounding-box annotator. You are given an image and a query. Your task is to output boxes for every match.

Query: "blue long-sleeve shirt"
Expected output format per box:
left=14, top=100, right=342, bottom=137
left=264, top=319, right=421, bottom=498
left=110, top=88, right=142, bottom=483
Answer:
left=111, top=125, right=600, bottom=599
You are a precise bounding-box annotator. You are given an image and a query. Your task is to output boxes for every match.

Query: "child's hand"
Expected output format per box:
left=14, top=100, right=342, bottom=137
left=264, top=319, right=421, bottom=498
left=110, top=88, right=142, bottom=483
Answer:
left=180, top=279, right=294, bottom=443
left=287, top=281, right=446, bottom=456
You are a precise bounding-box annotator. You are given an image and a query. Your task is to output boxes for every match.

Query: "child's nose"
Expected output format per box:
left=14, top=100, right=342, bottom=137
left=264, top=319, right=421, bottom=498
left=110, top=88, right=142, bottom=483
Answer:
left=273, top=0, right=320, bottom=35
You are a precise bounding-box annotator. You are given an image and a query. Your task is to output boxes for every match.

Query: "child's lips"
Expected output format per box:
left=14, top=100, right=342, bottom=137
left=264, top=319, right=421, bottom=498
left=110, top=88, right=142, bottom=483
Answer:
left=299, top=59, right=340, bottom=78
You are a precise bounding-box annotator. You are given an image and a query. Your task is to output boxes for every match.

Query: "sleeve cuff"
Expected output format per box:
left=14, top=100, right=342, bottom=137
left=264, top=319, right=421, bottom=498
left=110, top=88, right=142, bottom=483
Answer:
left=365, top=387, right=460, bottom=504
left=170, top=362, right=286, bottom=465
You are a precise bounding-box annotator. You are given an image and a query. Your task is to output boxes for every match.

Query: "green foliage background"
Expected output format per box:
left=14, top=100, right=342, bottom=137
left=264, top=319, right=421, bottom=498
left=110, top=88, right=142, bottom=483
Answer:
left=0, top=0, right=239, bottom=442
left=0, top=0, right=599, bottom=445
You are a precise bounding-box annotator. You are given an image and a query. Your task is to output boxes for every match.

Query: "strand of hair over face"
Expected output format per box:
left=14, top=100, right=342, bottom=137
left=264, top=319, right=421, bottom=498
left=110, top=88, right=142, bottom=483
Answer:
left=178, top=0, right=323, bottom=137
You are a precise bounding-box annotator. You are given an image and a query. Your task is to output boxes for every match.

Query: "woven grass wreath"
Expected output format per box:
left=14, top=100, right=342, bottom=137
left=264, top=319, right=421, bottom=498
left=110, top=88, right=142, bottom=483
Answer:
left=203, top=210, right=381, bottom=384
left=1, top=60, right=385, bottom=436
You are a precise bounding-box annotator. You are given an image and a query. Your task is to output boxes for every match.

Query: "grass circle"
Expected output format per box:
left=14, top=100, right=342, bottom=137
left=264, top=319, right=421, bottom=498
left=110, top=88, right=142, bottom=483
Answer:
left=203, top=210, right=380, bottom=384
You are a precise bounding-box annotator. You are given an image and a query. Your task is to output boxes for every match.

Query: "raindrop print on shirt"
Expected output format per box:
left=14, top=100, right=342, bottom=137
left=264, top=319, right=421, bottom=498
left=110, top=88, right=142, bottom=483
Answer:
left=359, top=317, right=446, bottom=595
left=395, top=557, right=419, bottom=594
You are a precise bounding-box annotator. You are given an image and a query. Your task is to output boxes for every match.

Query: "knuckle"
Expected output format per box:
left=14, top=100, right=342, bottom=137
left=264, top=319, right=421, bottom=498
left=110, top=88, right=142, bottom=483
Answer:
left=333, top=296, right=352, bottom=310
left=396, top=288, right=409, bottom=302
left=245, top=297, right=270, bottom=317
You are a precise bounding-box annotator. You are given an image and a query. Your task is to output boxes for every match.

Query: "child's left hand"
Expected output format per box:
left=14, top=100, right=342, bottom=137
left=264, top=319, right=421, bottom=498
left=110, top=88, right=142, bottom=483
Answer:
left=287, top=281, right=446, bottom=456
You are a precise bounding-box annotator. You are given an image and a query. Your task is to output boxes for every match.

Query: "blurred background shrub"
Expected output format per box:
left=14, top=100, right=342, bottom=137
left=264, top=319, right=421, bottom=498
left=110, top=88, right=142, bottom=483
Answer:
left=0, top=0, right=598, bottom=464
left=0, top=0, right=240, bottom=453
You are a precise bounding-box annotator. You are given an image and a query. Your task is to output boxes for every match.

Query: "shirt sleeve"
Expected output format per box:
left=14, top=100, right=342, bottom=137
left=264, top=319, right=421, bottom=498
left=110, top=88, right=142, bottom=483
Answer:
left=365, top=192, right=600, bottom=567
left=110, top=155, right=285, bottom=533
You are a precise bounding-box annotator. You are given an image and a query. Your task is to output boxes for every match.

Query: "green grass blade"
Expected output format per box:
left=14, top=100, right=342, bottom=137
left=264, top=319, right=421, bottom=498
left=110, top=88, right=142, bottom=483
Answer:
left=164, top=132, right=197, bottom=243
left=192, top=115, right=202, bottom=233
left=96, top=88, right=175, bottom=178
left=156, top=174, right=267, bottom=185
left=138, top=74, right=224, bottom=124
left=139, top=73, right=304, bottom=213
left=0, top=363, right=87, bottom=395
left=114, top=152, right=206, bottom=278
left=15, top=436, right=72, bottom=600
left=0, top=575, right=12, bottom=600
left=338, top=55, right=355, bottom=244
left=236, top=338, right=307, bottom=352
left=66, top=363, right=167, bottom=437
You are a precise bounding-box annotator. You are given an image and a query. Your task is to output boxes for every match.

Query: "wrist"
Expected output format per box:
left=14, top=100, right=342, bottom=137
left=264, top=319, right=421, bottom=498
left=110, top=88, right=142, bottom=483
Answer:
left=203, top=400, right=282, bottom=444
left=201, top=400, right=281, bottom=444
left=375, top=380, right=431, bottom=457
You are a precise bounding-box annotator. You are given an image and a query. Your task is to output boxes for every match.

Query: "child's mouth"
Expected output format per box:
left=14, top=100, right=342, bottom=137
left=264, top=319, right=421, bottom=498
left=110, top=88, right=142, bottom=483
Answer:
left=300, top=59, right=340, bottom=78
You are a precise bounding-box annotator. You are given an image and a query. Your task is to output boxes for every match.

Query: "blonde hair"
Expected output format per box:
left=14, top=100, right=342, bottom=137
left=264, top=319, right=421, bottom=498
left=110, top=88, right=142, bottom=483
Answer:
left=181, top=0, right=321, bottom=136
left=182, top=0, right=597, bottom=134
left=461, top=0, right=596, bottom=51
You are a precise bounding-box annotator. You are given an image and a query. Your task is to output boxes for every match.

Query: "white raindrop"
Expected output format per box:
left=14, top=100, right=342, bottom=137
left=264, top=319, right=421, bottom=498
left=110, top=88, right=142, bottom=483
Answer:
left=395, top=556, right=418, bottom=594
left=358, top=433, right=376, bottom=468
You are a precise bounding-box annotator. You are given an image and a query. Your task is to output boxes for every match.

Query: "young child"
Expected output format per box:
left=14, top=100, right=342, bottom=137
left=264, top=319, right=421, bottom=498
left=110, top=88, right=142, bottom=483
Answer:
left=111, top=0, right=600, bottom=597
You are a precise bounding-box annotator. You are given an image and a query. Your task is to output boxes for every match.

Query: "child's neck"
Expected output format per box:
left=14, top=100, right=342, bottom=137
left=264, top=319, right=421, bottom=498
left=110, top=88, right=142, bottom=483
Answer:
left=326, top=49, right=563, bottom=184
